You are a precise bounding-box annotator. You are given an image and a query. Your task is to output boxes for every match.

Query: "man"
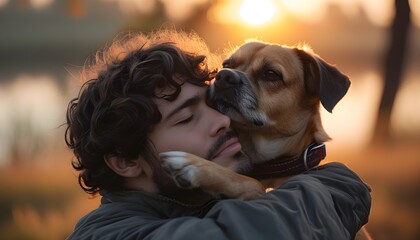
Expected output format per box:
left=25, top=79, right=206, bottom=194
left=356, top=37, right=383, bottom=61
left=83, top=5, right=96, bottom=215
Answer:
left=66, top=29, right=371, bottom=239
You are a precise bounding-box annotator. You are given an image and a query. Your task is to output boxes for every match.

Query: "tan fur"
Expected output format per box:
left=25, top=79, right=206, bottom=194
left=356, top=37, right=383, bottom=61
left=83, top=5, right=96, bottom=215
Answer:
left=163, top=41, right=370, bottom=239
left=160, top=151, right=264, bottom=200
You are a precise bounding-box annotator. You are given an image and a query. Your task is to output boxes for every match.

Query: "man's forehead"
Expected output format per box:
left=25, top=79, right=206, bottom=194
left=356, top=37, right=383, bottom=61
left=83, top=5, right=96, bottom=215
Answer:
left=154, top=83, right=208, bottom=116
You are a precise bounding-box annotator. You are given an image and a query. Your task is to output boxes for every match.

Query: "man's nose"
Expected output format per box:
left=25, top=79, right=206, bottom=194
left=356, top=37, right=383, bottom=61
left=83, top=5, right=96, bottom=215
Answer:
left=209, top=108, right=230, bottom=137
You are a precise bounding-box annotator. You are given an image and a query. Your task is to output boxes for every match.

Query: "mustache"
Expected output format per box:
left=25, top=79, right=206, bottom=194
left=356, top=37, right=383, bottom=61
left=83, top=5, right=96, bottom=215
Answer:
left=206, top=131, right=237, bottom=160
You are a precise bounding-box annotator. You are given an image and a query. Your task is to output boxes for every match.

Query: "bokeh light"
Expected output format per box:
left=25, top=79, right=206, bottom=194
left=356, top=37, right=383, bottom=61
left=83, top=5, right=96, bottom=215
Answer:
left=29, top=0, right=54, bottom=9
left=282, top=0, right=328, bottom=24
left=239, top=0, right=276, bottom=26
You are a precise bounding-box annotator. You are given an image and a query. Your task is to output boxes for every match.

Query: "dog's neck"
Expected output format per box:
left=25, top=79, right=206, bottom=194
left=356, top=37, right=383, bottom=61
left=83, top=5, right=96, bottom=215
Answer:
left=240, top=112, right=330, bottom=165
left=250, top=142, right=326, bottom=180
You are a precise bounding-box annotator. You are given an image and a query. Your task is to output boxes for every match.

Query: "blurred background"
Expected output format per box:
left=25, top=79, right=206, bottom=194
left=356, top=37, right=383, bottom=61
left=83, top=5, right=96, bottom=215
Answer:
left=0, top=0, right=419, bottom=239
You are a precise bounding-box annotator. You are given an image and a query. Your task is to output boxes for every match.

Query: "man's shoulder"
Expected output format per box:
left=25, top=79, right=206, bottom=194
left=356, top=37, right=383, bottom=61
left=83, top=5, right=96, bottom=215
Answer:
left=67, top=196, right=158, bottom=239
left=301, top=162, right=363, bottom=182
left=68, top=190, right=216, bottom=239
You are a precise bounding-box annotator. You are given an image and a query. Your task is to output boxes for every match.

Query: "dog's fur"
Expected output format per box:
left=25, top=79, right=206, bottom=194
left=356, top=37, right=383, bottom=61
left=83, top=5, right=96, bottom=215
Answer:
left=161, top=41, right=370, bottom=239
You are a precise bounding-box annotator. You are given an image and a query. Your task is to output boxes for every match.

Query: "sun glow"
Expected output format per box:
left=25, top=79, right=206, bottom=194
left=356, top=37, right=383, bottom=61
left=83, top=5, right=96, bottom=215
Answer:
left=240, top=0, right=276, bottom=25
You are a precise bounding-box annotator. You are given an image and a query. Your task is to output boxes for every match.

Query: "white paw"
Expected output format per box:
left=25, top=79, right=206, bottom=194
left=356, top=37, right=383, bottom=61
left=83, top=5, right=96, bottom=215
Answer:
left=160, top=151, right=199, bottom=189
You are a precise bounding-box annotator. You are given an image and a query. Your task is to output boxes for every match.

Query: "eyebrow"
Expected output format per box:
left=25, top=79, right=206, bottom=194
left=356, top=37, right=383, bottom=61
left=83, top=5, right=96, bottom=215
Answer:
left=164, top=94, right=200, bottom=121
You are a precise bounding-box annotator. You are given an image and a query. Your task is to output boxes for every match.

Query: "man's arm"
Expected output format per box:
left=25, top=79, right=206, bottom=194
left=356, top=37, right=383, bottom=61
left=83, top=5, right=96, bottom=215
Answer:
left=150, top=162, right=370, bottom=240
left=68, top=163, right=370, bottom=240
left=200, top=162, right=371, bottom=239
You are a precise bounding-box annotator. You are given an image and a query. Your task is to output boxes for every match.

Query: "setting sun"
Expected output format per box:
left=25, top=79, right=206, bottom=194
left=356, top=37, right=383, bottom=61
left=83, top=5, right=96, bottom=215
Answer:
left=240, top=0, right=276, bottom=25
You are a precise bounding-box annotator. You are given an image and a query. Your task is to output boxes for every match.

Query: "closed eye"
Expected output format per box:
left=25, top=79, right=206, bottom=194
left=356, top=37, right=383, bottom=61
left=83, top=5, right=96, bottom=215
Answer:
left=176, top=115, right=194, bottom=125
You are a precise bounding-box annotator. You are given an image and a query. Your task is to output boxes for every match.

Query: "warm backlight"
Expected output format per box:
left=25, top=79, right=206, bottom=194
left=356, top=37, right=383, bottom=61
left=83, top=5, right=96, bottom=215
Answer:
left=240, top=0, right=276, bottom=25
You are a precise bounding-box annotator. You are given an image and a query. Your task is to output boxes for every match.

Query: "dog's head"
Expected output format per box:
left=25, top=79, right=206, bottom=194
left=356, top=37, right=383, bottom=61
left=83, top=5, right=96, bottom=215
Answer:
left=209, top=41, right=350, bottom=147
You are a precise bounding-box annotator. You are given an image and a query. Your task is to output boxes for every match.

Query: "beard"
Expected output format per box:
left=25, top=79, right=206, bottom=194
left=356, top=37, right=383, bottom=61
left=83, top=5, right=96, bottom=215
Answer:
left=152, top=131, right=252, bottom=203
left=206, top=130, right=252, bottom=175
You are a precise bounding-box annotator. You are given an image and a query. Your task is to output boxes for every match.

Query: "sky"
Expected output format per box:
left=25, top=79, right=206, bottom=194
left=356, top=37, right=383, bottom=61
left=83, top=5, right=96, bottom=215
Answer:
left=5, top=0, right=420, bottom=27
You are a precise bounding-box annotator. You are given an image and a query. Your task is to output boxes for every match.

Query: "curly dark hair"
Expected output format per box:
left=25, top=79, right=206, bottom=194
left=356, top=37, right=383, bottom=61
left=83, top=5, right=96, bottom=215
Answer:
left=65, top=30, right=219, bottom=195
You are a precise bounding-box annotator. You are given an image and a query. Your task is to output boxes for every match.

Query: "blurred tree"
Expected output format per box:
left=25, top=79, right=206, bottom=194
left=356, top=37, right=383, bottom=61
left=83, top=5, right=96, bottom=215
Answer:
left=121, top=1, right=167, bottom=32
left=372, top=0, right=411, bottom=143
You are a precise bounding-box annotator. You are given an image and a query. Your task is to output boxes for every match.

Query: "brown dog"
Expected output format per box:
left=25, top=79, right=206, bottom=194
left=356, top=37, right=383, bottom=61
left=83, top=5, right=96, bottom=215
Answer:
left=160, top=41, right=370, bottom=239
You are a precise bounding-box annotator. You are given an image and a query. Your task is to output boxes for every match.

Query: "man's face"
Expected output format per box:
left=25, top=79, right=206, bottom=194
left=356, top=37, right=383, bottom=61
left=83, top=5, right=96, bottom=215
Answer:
left=149, top=82, right=251, bottom=172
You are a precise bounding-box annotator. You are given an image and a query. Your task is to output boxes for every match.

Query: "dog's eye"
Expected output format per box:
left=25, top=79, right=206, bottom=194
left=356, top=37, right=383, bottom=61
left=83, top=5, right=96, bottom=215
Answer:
left=263, top=70, right=283, bottom=82
left=222, top=59, right=230, bottom=68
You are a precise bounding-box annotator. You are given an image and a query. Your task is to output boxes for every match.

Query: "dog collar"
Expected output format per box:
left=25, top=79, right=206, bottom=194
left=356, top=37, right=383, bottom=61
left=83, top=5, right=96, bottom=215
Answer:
left=250, top=143, right=326, bottom=179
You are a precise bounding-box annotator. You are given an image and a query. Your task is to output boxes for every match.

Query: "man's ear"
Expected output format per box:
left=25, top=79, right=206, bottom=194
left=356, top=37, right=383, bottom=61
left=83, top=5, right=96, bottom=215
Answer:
left=104, top=155, right=143, bottom=178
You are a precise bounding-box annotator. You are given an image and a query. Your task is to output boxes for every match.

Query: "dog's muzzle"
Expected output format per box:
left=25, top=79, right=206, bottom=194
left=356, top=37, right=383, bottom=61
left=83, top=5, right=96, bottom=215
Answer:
left=214, top=68, right=242, bottom=90
left=210, top=69, right=268, bottom=127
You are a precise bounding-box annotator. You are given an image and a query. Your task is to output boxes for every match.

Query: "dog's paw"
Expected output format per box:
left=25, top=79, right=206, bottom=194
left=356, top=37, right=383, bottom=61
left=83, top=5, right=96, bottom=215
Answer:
left=160, top=151, right=200, bottom=189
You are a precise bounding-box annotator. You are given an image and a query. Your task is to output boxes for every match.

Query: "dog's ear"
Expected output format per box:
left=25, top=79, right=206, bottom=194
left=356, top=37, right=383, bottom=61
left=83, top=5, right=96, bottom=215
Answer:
left=294, top=48, right=351, bottom=113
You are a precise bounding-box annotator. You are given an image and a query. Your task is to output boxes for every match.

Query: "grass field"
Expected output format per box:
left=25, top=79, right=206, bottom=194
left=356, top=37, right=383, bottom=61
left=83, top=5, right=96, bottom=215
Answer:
left=0, top=151, right=100, bottom=240
left=329, top=139, right=420, bottom=240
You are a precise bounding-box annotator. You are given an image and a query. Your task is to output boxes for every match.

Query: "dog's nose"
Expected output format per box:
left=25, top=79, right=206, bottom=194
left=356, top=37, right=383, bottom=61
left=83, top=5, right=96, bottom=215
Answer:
left=215, top=69, right=241, bottom=89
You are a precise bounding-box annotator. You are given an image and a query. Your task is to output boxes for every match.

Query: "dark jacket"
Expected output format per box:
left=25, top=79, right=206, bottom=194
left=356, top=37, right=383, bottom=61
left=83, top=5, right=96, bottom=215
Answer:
left=67, top=163, right=371, bottom=240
